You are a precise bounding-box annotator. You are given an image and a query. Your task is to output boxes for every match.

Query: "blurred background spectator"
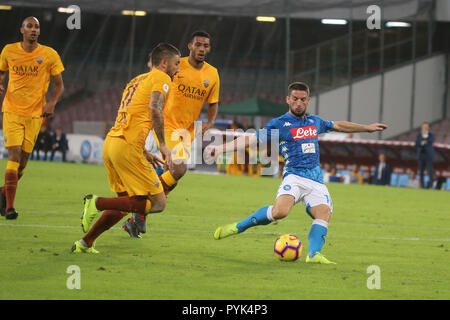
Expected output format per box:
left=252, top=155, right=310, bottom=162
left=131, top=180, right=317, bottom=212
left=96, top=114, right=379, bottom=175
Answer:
left=31, top=124, right=52, bottom=161
left=372, top=153, right=392, bottom=186
left=50, top=128, right=69, bottom=162
left=405, top=169, right=420, bottom=189
left=322, top=162, right=332, bottom=183
left=344, top=163, right=364, bottom=184
left=415, top=121, right=435, bottom=189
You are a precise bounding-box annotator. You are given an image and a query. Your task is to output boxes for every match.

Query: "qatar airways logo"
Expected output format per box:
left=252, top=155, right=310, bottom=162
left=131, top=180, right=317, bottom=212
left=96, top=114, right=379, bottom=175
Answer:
left=290, top=126, right=318, bottom=140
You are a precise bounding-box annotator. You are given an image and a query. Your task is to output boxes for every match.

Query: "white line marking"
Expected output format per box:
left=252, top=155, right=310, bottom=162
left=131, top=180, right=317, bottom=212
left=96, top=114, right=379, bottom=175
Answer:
left=1, top=223, right=449, bottom=242
left=20, top=210, right=450, bottom=231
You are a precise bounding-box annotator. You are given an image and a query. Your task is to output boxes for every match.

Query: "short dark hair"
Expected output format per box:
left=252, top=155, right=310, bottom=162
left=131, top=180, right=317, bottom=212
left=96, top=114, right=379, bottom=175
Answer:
left=190, top=30, right=211, bottom=43
left=150, top=43, right=180, bottom=67
left=288, top=82, right=310, bottom=96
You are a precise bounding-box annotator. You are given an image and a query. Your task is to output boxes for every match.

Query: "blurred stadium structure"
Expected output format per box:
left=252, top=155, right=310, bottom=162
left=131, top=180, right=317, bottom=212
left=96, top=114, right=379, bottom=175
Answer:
left=0, top=0, right=449, bottom=182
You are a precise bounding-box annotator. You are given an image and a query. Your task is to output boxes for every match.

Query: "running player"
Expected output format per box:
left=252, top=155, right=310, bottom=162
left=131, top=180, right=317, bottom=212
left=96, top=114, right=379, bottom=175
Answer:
left=123, top=30, right=220, bottom=237
left=0, top=16, right=65, bottom=220
left=71, top=43, right=180, bottom=253
left=206, top=82, right=387, bottom=264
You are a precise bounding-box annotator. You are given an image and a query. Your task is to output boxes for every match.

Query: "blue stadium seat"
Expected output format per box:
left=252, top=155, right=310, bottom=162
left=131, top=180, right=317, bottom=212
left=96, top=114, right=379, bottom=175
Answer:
left=390, top=173, right=399, bottom=186
left=397, top=174, right=409, bottom=187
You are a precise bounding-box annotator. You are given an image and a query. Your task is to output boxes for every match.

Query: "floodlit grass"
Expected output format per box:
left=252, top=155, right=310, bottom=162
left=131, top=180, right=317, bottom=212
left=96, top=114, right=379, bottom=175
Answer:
left=0, top=159, right=449, bottom=300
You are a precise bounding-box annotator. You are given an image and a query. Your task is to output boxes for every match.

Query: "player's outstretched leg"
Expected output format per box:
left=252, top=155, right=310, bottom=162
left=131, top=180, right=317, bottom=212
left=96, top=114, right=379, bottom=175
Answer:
left=214, top=206, right=274, bottom=240
left=73, top=195, right=156, bottom=252
left=81, top=194, right=100, bottom=233
left=73, top=209, right=126, bottom=253
left=305, top=218, right=336, bottom=264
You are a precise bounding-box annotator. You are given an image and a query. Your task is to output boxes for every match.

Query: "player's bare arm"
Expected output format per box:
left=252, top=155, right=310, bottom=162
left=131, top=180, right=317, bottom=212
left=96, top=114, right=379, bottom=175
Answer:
left=150, top=91, right=166, bottom=143
left=41, top=73, right=64, bottom=117
left=0, top=70, right=6, bottom=96
left=332, top=121, right=388, bottom=133
left=150, top=91, right=173, bottom=168
left=206, top=134, right=257, bottom=159
left=202, top=102, right=218, bottom=136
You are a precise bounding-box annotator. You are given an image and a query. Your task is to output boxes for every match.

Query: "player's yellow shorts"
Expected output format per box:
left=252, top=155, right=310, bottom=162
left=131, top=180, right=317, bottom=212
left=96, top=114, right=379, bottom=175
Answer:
left=2, top=112, right=42, bottom=153
left=154, top=128, right=194, bottom=162
left=103, top=136, right=163, bottom=196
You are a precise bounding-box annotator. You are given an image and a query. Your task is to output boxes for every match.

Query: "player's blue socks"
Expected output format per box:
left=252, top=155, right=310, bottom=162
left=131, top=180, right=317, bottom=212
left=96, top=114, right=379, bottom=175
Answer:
left=236, top=206, right=274, bottom=233
left=307, top=219, right=329, bottom=258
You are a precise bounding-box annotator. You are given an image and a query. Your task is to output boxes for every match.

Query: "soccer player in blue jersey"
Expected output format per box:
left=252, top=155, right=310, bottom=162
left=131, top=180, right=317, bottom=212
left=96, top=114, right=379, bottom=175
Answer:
left=206, top=82, right=387, bottom=264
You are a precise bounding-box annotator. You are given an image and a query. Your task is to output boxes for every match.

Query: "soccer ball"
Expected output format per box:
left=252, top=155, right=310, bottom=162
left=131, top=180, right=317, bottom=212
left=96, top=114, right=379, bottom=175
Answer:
left=273, top=234, right=302, bottom=261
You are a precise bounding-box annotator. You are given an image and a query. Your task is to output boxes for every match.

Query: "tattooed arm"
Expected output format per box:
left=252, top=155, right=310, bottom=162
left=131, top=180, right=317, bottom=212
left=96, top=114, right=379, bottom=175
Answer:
left=150, top=91, right=172, bottom=169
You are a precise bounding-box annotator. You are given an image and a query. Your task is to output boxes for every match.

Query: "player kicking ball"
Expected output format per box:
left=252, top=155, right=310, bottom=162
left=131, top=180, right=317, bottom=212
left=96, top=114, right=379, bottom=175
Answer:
left=206, top=82, right=387, bottom=264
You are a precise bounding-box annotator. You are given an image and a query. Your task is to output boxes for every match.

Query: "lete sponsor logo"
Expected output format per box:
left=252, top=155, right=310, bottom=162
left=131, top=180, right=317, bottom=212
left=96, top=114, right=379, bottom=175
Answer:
left=290, top=126, right=318, bottom=140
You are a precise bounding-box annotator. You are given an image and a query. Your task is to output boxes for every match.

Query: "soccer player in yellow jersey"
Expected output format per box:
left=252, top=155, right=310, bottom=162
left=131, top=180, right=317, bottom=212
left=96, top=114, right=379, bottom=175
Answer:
left=72, top=43, right=180, bottom=253
left=123, top=31, right=220, bottom=237
left=0, top=17, right=65, bottom=220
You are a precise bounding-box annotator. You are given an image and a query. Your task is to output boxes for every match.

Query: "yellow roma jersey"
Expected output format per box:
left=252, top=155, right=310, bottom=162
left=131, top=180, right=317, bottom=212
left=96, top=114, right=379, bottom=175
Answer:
left=164, top=57, right=220, bottom=133
left=0, top=42, right=64, bottom=117
left=108, top=68, right=171, bottom=149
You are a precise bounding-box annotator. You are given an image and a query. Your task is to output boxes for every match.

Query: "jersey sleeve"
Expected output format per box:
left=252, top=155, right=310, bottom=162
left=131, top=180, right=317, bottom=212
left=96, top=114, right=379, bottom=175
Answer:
left=49, top=48, right=65, bottom=76
left=207, top=70, right=220, bottom=104
left=255, top=119, right=279, bottom=143
left=150, top=72, right=171, bottom=100
left=316, top=116, right=334, bottom=134
left=0, top=46, right=9, bottom=71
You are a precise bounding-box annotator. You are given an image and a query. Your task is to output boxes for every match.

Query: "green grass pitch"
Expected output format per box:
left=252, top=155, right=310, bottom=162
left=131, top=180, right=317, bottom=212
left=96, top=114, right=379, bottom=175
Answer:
left=0, top=159, right=449, bottom=300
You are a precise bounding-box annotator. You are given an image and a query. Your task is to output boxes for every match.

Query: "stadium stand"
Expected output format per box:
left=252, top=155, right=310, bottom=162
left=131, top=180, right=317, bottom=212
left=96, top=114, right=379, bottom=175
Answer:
left=393, top=119, right=450, bottom=144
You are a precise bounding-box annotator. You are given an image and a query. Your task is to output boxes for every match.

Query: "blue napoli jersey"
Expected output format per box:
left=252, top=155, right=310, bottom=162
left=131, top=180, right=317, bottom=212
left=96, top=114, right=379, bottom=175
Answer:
left=256, top=112, right=334, bottom=184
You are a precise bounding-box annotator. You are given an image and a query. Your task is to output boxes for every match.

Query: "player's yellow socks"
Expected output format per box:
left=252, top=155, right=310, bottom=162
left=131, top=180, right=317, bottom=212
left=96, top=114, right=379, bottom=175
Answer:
left=4, top=161, right=20, bottom=210
left=6, top=161, right=20, bottom=173
left=160, top=171, right=178, bottom=196
left=144, top=199, right=152, bottom=214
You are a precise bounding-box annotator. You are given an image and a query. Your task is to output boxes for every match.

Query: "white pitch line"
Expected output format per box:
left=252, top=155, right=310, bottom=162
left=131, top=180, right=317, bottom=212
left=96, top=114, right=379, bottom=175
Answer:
left=1, top=223, right=449, bottom=242
left=17, top=210, right=450, bottom=232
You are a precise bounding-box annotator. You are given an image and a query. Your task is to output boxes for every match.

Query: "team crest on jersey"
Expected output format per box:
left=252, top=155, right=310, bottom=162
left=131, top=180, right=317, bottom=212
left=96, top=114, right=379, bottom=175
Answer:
left=36, top=57, right=43, bottom=64
left=290, top=126, right=318, bottom=141
left=203, top=80, right=210, bottom=88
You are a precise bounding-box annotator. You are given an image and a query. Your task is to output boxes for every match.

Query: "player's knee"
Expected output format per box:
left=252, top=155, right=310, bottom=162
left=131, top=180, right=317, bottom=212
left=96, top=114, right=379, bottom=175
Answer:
left=7, top=146, right=21, bottom=162
left=311, top=205, right=331, bottom=222
left=272, top=206, right=289, bottom=219
left=171, top=163, right=187, bottom=180
left=149, top=195, right=166, bottom=213
left=150, top=200, right=166, bottom=213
